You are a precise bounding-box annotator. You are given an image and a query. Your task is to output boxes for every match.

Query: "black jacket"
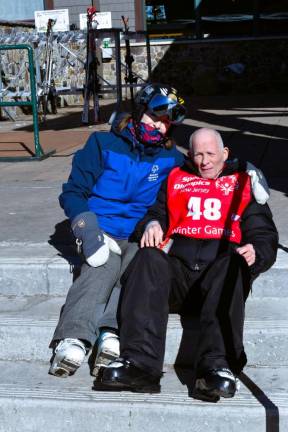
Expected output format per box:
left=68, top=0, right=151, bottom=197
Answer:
left=133, top=160, right=278, bottom=278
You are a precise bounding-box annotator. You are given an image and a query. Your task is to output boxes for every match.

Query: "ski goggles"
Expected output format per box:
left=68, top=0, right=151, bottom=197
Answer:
left=148, top=94, right=186, bottom=124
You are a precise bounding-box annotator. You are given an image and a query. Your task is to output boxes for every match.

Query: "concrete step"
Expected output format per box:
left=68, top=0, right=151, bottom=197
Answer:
left=0, top=361, right=286, bottom=432
left=0, top=245, right=287, bottom=297
left=0, top=296, right=287, bottom=366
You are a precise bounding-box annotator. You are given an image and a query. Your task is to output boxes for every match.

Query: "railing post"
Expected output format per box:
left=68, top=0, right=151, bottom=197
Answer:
left=253, top=0, right=260, bottom=36
left=27, top=44, right=43, bottom=158
left=114, top=29, right=122, bottom=111
left=194, top=0, right=202, bottom=39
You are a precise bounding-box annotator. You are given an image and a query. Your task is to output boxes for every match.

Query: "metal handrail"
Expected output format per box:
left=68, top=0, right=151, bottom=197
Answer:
left=0, top=44, right=54, bottom=161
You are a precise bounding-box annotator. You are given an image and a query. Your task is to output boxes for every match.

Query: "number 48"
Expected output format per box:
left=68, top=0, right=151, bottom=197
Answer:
left=187, top=197, right=221, bottom=220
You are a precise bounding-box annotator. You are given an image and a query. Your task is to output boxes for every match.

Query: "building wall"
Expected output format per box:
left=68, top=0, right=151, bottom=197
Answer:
left=99, top=0, right=136, bottom=30
left=52, top=0, right=138, bottom=30
left=0, top=0, right=44, bottom=21
left=2, top=0, right=141, bottom=31
left=53, top=0, right=96, bottom=28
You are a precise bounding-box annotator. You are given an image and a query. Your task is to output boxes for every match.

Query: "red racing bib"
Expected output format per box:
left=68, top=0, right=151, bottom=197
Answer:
left=166, top=168, right=251, bottom=244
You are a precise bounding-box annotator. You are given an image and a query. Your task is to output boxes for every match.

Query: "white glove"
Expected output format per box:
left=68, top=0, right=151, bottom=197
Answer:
left=104, top=234, right=122, bottom=255
left=86, top=237, right=110, bottom=267
left=86, top=234, right=121, bottom=267
left=247, top=163, right=270, bottom=205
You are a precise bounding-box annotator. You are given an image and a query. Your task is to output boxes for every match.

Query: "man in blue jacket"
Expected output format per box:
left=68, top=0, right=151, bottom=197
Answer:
left=49, top=84, right=186, bottom=377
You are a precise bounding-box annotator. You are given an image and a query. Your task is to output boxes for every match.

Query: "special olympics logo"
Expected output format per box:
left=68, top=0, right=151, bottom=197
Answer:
left=215, top=176, right=239, bottom=195
left=151, top=164, right=159, bottom=173
left=148, top=164, right=159, bottom=182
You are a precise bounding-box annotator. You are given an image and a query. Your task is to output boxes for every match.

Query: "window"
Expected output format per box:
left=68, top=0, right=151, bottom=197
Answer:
left=145, top=0, right=288, bottom=38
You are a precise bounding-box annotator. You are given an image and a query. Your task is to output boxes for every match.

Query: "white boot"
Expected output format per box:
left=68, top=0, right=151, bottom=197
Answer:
left=92, top=331, right=120, bottom=377
left=49, top=338, right=87, bottom=378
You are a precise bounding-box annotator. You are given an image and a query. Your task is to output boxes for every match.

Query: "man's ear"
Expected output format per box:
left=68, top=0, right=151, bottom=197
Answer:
left=188, top=149, right=195, bottom=159
left=223, top=147, right=229, bottom=161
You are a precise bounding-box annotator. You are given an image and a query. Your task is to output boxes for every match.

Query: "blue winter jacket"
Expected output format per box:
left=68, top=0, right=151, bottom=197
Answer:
left=59, top=115, right=184, bottom=239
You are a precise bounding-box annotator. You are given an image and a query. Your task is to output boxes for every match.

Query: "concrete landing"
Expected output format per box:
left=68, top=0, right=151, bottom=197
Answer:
left=0, top=362, right=286, bottom=432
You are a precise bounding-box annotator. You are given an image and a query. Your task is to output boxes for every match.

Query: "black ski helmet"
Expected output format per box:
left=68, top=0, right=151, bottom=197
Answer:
left=135, top=83, right=186, bottom=125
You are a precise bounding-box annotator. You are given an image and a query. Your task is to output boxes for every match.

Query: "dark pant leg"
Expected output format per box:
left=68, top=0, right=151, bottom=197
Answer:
left=97, top=240, right=139, bottom=330
left=119, top=248, right=187, bottom=374
left=196, top=252, right=251, bottom=375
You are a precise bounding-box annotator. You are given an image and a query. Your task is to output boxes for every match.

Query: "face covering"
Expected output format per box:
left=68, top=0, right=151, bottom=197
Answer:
left=127, top=120, right=167, bottom=146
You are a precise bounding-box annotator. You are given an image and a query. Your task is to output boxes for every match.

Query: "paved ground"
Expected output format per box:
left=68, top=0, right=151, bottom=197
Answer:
left=0, top=94, right=287, bottom=251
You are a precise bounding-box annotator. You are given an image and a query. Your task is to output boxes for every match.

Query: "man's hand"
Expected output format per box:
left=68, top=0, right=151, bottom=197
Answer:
left=140, top=221, right=163, bottom=248
left=236, top=243, right=256, bottom=266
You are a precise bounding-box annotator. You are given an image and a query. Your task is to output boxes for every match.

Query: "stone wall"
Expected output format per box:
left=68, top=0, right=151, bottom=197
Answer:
left=103, top=36, right=288, bottom=99
left=1, top=22, right=288, bottom=113
left=147, top=38, right=288, bottom=95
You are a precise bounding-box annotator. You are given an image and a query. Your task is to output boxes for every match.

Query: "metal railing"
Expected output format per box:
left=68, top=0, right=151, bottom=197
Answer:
left=0, top=44, right=55, bottom=161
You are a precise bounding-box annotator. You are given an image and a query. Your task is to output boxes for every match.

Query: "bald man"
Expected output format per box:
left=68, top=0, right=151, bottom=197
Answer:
left=95, top=128, right=278, bottom=402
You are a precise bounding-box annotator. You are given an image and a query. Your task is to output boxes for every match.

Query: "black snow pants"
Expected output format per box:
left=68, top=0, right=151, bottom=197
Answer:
left=119, top=247, right=251, bottom=376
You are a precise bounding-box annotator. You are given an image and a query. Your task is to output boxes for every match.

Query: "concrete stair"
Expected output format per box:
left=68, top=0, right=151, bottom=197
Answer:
left=0, top=362, right=287, bottom=432
left=0, top=296, right=288, bottom=367
left=0, top=246, right=287, bottom=431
